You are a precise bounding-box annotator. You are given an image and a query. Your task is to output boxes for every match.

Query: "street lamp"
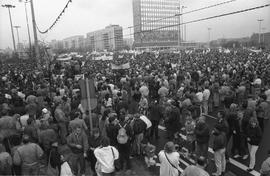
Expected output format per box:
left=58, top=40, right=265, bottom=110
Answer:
left=208, top=27, right=211, bottom=47
left=257, top=19, right=264, bottom=44
left=262, top=27, right=266, bottom=43
left=13, top=26, right=21, bottom=49
left=1, top=4, right=16, bottom=52
left=181, top=6, right=187, bottom=42
left=19, top=0, right=32, bottom=53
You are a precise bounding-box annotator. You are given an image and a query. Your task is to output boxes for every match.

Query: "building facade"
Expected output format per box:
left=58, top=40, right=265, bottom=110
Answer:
left=132, top=0, right=179, bottom=48
left=62, top=35, right=84, bottom=50
left=86, top=25, right=123, bottom=51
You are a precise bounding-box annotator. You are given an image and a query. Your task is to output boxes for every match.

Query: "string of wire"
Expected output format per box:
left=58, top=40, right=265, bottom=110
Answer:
left=36, top=0, right=72, bottom=34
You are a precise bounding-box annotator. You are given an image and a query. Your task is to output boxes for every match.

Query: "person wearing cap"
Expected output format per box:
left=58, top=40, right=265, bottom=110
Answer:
left=260, top=150, right=270, bottom=176
left=13, top=134, right=44, bottom=176
left=212, top=126, right=227, bottom=176
left=158, top=141, right=180, bottom=176
left=181, top=156, right=209, bottom=176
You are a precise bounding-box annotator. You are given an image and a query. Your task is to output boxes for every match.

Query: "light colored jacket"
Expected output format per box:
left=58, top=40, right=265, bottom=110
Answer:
left=94, top=146, right=119, bottom=174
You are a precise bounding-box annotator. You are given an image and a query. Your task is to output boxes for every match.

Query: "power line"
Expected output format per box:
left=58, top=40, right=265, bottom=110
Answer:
left=37, top=0, right=72, bottom=34
left=87, top=3, right=270, bottom=47
left=124, top=0, right=237, bottom=31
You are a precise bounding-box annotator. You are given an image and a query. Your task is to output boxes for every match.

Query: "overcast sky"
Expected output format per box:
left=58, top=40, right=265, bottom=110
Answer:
left=0, top=0, right=269, bottom=49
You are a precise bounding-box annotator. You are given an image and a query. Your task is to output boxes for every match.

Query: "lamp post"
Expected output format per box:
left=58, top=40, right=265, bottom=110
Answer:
left=181, top=6, right=187, bottom=42
left=2, top=4, right=16, bottom=52
left=13, top=26, right=21, bottom=49
left=257, top=19, right=264, bottom=45
left=208, top=27, right=211, bottom=47
left=262, top=27, right=266, bottom=43
left=19, top=0, right=32, bottom=53
left=177, top=1, right=181, bottom=51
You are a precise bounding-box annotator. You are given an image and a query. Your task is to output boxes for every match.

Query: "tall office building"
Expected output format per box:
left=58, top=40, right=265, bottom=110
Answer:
left=132, top=0, right=179, bottom=48
left=86, top=25, right=123, bottom=51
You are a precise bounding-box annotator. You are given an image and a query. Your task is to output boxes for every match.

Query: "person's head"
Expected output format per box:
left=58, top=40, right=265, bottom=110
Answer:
left=164, top=141, right=175, bottom=154
left=101, top=137, right=110, bottom=147
left=185, top=114, right=193, bottom=123
left=75, top=127, right=82, bottom=135
left=217, top=110, right=225, bottom=119
left=197, top=156, right=207, bottom=168
left=92, top=128, right=100, bottom=139
left=22, top=134, right=30, bottom=144
left=249, top=118, right=258, bottom=128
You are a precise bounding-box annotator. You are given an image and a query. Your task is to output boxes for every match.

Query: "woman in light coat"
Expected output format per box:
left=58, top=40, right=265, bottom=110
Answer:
left=158, top=141, right=180, bottom=176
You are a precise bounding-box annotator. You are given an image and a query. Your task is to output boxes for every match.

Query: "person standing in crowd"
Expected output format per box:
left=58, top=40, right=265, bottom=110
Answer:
left=158, top=141, right=180, bottom=176
left=260, top=150, right=270, bottom=176
left=202, top=85, right=211, bottom=115
left=13, top=134, right=44, bottom=176
left=246, top=118, right=262, bottom=172
left=212, top=127, right=227, bottom=176
left=256, top=94, right=269, bottom=132
left=69, top=111, right=88, bottom=133
left=88, top=128, right=103, bottom=176
left=149, top=100, right=163, bottom=140
left=0, top=144, right=12, bottom=175
left=116, top=109, right=133, bottom=171
left=67, top=126, right=88, bottom=176
left=94, top=137, right=119, bottom=176
left=181, top=156, right=209, bottom=176
left=54, top=101, right=68, bottom=144
left=195, top=117, right=210, bottom=160
left=185, top=112, right=196, bottom=157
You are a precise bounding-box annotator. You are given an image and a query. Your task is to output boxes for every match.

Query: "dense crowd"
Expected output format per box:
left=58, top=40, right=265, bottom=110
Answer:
left=0, top=48, right=270, bottom=176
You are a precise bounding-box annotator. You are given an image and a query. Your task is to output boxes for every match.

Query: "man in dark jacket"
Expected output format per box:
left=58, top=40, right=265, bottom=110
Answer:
left=212, top=127, right=227, bottom=176
left=195, top=117, right=210, bottom=160
left=149, top=100, right=163, bottom=140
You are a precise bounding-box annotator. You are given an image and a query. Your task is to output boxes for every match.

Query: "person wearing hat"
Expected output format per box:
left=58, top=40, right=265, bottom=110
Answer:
left=181, top=156, right=209, bottom=176
left=13, top=134, right=44, bottom=176
left=158, top=141, right=180, bottom=176
left=212, top=126, right=227, bottom=176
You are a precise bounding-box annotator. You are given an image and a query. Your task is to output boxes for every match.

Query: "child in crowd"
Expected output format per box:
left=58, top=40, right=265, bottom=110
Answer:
left=141, top=139, right=157, bottom=168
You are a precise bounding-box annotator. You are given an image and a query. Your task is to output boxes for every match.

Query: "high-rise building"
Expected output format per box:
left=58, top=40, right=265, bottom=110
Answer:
left=132, top=0, right=179, bottom=48
left=86, top=25, right=123, bottom=51
left=62, top=35, right=84, bottom=50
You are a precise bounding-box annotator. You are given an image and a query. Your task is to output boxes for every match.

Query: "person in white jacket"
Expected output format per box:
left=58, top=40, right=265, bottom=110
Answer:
left=94, top=137, right=119, bottom=176
left=60, top=155, right=74, bottom=176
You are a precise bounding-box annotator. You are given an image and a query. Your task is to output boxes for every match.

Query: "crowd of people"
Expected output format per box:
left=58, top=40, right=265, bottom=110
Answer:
left=0, top=48, right=270, bottom=176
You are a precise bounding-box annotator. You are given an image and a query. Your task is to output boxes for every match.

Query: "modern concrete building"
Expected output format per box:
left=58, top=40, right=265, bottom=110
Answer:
left=132, top=0, right=179, bottom=48
left=62, top=35, right=84, bottom=50
left=86, top=25, right=123, bottom=51
left=49, top=39, right=64, bottom=51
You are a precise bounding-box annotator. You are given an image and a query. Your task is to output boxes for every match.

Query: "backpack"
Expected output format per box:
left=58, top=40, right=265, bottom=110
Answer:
left=133, top=118, right=147, bottom=135
left=117, top=123, right=129, bottom=144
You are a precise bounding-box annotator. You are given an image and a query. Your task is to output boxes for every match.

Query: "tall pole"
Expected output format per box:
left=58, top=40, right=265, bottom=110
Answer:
left=181, top=6, right=187, bottom=42
left=2, top=4, right=16, bottom=52
left=24, top=1, right=32, bottom=51
left=262, top=27, right=266, bottom=43
left=30, top=0, right=40, bottom=64
left=257, top=19, right=263, bottom=45
left=14, top=26, right=21, bottom=46
left=208, top=27, right=211, bottom=47
left=177, top=1, right=181, bottom=51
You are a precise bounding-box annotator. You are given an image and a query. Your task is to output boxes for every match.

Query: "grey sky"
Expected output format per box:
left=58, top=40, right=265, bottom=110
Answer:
left=0, top=0, right=269, bottom=49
